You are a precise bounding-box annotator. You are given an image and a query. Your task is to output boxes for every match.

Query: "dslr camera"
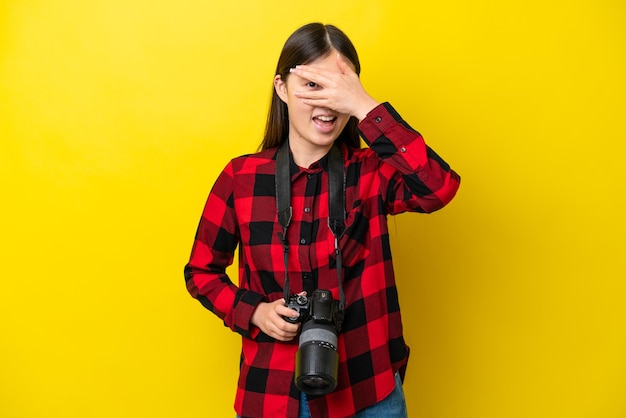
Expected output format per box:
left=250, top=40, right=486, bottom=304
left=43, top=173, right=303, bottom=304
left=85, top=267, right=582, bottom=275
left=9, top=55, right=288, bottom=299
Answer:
left=284, top=289, right=344, bottom=395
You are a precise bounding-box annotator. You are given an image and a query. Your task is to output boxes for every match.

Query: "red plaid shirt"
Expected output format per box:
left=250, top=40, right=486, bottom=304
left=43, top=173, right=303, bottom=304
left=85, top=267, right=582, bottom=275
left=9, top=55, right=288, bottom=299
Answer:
left=184, top=103, right=460, bottom=417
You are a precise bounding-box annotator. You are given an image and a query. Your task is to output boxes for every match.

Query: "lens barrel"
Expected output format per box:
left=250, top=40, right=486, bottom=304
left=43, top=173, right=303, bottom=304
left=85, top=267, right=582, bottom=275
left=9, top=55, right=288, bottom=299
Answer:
left=295, top=321, right=339, bottom=395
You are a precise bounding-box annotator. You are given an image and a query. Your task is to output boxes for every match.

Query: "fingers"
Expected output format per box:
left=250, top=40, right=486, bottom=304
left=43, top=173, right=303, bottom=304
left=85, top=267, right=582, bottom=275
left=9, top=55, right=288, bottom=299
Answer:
left=288, top=57, right=376, bottom=118
left=289, top=65, right=332, bottom=88
left=270, top=302, right=301, bottom=341
left=293, top=90, right=323, bottom=103
left=289, top=66, right=347, bottom=111
left=276, top=303, right=301, bottom=322
left=251, top=299, right=300, bottom=341
left=289, top=57, right=356, bottom=86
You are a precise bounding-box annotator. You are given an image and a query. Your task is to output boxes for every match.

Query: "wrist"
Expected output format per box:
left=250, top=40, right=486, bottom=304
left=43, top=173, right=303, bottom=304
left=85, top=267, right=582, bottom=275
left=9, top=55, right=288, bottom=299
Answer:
left=355, top=98, right=380, bottom=122
left=250, top=301, right=267, bottom=328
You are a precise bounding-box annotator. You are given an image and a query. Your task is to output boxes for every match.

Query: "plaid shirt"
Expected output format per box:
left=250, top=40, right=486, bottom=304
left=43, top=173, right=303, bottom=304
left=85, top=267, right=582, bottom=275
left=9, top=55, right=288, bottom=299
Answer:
left=184, top=102, right=460, bottom=418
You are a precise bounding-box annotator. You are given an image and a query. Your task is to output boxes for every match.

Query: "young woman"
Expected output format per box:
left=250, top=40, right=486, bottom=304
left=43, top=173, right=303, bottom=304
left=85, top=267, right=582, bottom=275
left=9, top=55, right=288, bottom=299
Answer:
left=184, top=23, right=460, bottom=418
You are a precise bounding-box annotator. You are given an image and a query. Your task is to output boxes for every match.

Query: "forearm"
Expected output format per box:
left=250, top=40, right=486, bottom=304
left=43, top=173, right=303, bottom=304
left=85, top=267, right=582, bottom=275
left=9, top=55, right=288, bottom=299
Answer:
left=184, top=250, right=265, bottom=338
left=183, top=161, right=265, bottom=338
left=358, top=102, right=461, bottom=213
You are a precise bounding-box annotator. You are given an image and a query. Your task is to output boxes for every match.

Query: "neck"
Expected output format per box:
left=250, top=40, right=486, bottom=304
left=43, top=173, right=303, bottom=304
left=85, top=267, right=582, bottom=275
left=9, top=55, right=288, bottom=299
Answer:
left=289, top=141, right=333, bottom=168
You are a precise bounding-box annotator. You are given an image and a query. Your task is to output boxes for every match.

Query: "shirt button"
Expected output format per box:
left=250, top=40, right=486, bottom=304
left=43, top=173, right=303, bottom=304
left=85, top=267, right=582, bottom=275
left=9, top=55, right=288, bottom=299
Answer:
left=375, top=116, right=382, bottom=123
left=400, top=146, right=407, bottom=153
left=300, top=238, right=306, bottom=245
left=307, top=174, right=313, bottom=179
left=304, top=207, right=310, bottom=213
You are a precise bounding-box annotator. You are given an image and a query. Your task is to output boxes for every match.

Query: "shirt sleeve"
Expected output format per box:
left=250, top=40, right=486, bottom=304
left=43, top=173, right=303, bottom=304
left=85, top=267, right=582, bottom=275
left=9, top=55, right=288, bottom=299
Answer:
left=357, top=102, right=461, bottom=214
left=183, top=160, right=265, bottom=339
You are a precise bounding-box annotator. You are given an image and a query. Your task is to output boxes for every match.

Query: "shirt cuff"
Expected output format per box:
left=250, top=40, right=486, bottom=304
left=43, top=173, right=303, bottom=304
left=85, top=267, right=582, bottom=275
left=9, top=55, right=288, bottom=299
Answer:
left=232, top=290, right=266, bottom=339
left=357, top=102, right=402, bottom=145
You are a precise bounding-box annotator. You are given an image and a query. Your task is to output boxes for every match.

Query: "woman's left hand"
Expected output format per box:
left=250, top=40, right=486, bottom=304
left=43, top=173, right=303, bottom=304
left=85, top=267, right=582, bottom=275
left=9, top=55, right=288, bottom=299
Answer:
left=290, top=54, right=380, bottom=121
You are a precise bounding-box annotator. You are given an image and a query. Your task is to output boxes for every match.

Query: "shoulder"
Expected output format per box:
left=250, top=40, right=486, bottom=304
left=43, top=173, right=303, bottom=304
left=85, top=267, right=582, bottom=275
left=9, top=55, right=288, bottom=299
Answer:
left=229, top=148, right=278, bottom=175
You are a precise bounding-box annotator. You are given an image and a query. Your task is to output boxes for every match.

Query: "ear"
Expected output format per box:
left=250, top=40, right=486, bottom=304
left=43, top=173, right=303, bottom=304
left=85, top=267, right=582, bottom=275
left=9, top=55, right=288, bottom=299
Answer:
left=274, top=74, right=288, bottom=103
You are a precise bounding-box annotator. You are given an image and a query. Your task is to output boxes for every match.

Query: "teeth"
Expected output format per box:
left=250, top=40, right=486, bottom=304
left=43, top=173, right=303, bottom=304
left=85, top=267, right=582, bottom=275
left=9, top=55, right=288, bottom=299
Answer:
left=316, top=116, right=335, bottom=122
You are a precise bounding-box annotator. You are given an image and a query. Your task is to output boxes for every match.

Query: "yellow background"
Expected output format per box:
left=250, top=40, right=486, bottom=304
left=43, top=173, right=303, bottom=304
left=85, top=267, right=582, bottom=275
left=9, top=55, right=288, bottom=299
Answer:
left=1, top=1, right=625, bottom=417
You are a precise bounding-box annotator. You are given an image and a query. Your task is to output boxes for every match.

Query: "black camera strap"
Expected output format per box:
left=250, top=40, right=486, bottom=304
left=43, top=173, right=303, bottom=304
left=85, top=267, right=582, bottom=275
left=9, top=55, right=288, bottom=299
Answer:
left=276, top=140, right=346, bottom=326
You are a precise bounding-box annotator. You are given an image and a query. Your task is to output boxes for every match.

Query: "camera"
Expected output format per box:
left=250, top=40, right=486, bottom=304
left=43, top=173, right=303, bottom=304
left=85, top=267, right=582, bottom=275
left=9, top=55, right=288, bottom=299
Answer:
left=284, top=289, right=344, bottom=395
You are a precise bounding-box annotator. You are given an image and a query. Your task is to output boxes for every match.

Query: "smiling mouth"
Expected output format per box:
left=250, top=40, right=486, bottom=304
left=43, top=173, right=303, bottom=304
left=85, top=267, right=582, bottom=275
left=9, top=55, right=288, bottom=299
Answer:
left=313, top=115, right=337, bottom=125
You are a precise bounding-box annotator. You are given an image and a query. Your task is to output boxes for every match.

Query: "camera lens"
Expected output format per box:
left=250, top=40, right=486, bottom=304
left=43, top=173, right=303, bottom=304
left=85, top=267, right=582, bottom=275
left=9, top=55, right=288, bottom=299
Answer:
left=300, top=376, right=331, bottom=390
left=295, top=321, right=339, bottom=395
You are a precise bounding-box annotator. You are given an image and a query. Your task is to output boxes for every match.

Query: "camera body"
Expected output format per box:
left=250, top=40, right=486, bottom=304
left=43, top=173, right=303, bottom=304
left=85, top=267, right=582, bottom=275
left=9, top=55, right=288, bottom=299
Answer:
left=283, top=293, right=311, bottom=324
left=284, top=289, right=344, bottom=395
left=284, top=289, right=341, bottom=326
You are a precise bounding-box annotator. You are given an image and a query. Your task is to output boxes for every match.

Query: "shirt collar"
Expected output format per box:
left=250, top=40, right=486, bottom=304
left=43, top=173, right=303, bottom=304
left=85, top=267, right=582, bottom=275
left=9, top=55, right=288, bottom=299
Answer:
left=288, top=148, right=331, bottom=177
left=273, top=141, right=347, bottom=178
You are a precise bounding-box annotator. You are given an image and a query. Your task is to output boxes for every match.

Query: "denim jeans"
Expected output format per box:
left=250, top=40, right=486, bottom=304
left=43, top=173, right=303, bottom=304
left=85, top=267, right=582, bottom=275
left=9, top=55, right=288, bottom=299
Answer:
left=299, top=373, right=407, bottom=418
left=237, top=373, right=407, bottom=418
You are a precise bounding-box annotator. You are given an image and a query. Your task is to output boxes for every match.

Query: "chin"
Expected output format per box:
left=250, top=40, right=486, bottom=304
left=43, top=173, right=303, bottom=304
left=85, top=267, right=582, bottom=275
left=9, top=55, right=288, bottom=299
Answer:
left=313, top=136, right=340, bottom=148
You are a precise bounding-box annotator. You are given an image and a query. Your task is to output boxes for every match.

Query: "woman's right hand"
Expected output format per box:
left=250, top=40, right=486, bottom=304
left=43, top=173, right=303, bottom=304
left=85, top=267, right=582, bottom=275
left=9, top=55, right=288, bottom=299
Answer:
left=251, top=299, right=301, bottom=341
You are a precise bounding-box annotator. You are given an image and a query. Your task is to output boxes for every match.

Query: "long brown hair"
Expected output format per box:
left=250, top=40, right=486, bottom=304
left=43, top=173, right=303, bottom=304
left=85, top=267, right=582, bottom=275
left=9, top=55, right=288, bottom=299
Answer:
left=260, top=23, right=362, bottom=151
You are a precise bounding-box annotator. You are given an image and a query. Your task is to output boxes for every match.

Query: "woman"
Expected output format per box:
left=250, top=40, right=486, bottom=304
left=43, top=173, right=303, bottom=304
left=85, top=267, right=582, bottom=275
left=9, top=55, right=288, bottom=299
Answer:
left=184, top=23, right=460, bottom=418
